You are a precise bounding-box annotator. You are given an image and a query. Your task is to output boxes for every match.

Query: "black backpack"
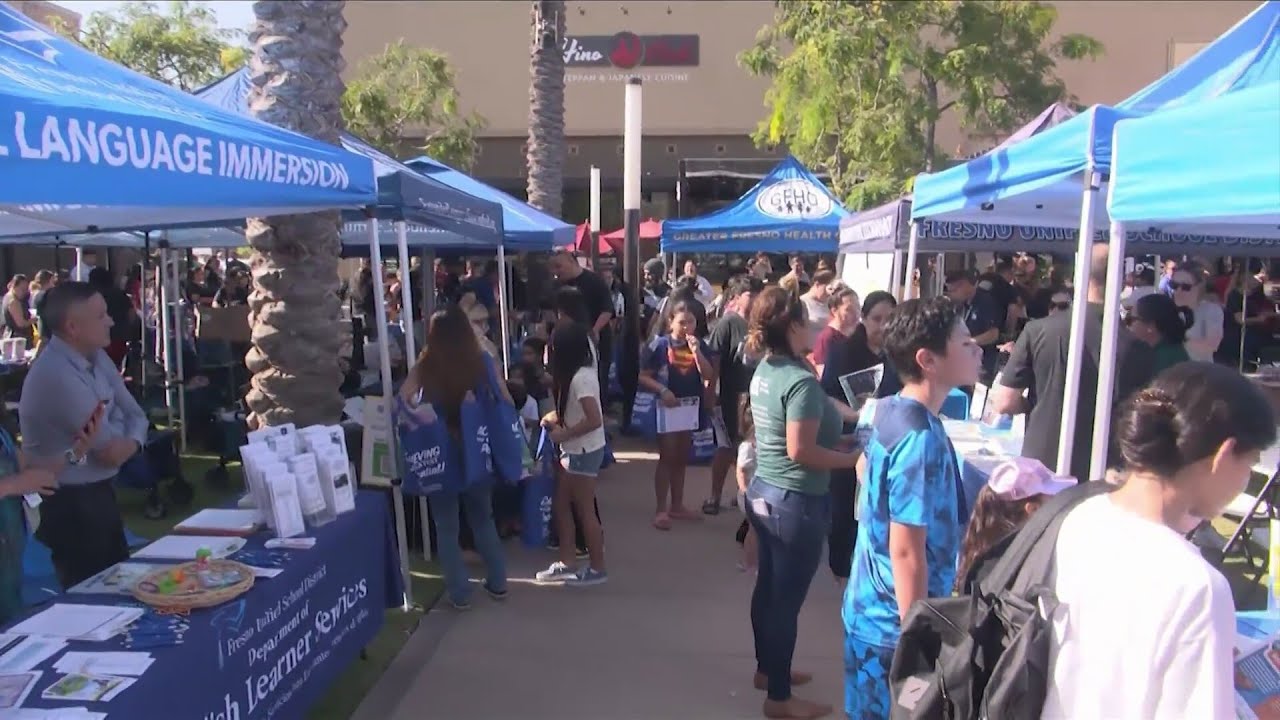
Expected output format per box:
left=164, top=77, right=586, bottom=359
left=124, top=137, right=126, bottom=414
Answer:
left=888, top=481, right=1114, bottom=720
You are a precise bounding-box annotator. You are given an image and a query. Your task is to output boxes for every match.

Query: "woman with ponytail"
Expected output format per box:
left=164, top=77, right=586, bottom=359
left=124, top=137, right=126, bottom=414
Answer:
left=743, top=286, right=855, bottom=719
left=1042, top=362, right=1275, bottom=719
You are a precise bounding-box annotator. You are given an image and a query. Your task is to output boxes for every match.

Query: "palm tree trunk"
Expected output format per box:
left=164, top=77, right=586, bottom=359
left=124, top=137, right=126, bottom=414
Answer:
left=524, top=0, right=566, bottom=303
left=243, top=0, right=347, bottom=428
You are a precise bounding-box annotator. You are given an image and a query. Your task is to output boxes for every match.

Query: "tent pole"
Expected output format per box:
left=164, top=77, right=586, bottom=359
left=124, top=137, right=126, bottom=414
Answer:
left=172, top=247, right=187, bottom=453
left=395, top=222, right=416, bottom=361
left=139, top=233, right=150, bottom=399
left=903, top=222, right=920, bottom=300
left=367, top=219, right=413, bottom=611
left=890, top=250, right=904, bottom=301
left=418, top=247, right=435, bottom=564
left=1241, top=260, right=1250, bottom=371
left=1057, top=168, right=1101, bottom=477
left=497, top=245, right=511, bottom=377
left=1088, top=219, right=1127, bottom=484
left=158, top=245, right=175, bottom=432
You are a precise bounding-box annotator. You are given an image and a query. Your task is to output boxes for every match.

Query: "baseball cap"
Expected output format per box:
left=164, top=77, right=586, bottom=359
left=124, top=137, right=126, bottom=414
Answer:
left=987, top=457, right=1077, bottom=501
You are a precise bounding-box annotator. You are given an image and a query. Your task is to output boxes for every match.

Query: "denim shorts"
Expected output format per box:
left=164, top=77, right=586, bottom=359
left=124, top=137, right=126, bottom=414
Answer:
left=560, top=446, right=606, bottom=477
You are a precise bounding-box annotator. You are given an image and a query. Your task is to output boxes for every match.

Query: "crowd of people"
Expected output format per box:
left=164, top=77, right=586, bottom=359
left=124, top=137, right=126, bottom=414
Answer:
left=0, top=241, right=1273, bottom=718
left=353, top=243, right=1277, bottom=718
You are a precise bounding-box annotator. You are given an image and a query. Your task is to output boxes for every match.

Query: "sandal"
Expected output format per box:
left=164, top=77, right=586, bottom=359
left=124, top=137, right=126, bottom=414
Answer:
left=669, top=507, right=703, bottom=521
left=652, top=512, right=672, bottom=531
left=701, top=499, right=721, bottom=516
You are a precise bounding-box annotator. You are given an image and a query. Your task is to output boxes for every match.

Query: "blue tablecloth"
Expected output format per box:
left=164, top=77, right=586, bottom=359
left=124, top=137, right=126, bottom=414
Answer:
left=7, top=489, right=403, bottom=719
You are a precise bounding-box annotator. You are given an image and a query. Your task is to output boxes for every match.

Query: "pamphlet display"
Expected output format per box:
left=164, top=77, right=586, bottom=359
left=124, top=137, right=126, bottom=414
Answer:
left=240, top=423, right=356, bottom=538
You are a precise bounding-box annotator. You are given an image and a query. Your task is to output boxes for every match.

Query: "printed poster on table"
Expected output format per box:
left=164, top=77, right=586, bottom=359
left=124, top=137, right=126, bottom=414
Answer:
left=1236, top=631, right=1280, bottom=719
left=360, top=396, right=394, bottom=488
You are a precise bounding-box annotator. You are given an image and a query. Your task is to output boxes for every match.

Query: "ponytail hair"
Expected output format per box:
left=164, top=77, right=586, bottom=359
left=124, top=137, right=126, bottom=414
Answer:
left=1132, top=293, right=1193, bottom=344
left=746, top=286, right=806, bottom=358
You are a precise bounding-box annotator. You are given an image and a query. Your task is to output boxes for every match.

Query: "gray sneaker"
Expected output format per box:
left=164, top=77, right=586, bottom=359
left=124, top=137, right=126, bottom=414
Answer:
left=534, top=561, right=577, bottom=584
left=567, top=568, right=608, bottom=587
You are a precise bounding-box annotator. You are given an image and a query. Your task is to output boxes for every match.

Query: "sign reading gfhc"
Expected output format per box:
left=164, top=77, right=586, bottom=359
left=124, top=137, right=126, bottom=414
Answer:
left=755, top=179, right=834, bottom=221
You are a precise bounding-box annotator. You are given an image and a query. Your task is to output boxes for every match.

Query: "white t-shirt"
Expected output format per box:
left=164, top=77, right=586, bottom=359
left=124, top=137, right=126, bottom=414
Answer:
left=1185, top=299, right=1224, bottom=362
left=802, top=295, right=829, bottom=334
left=1119, top=284, right=1157, bottom=308
left=736, top=441, right=757, bottom=484
left=1041, top=495, right=1235, bottom=720
left=558, top=366, right=607, bottom=455
left=520, top=396, right=539, bottom=443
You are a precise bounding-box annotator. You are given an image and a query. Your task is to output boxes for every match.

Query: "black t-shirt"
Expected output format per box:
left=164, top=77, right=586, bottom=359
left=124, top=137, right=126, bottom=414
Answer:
left=564, top=270, right=615, bottom=348
left=977, top=273, right=1017, bottom=332
left=962, top=289, right=1002, bottom=373
left=998, top=305, right=1154, bottom=482
left=708, top=311, right=750, bottom=398
left=820, top=324, right=901, bottom=402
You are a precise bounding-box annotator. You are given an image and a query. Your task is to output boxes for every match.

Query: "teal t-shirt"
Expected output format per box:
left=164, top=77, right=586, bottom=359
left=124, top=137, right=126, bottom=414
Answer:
left=749, top=355, right=842, bottom=495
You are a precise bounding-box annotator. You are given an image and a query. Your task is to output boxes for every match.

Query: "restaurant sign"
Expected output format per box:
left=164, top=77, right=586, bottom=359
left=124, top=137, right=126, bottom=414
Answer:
left=561, top=33, right=700, bottom=69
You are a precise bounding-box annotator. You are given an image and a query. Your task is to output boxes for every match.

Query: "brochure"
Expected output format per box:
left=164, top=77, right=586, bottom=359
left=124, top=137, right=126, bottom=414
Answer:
left=838, top=364, right=884, bottom=411
left=1236, top=630, right=1280, bottom=719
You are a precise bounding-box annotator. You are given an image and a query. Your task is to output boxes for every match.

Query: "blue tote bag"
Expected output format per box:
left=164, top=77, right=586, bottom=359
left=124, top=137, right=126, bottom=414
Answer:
left=628, top=392, right=658, bottom=438
left=459, top=389, right=494, bottom=487
left=480, top=355, right=527, bottom=485
left=520, top=428, right=557, bottom=548
left=394, top=396, right=464, bottom=496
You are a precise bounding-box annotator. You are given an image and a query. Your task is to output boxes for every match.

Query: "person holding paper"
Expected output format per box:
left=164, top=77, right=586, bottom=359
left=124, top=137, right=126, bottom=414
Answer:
left=20, top=282, right=144, bottom=590
left=640, top=301, right=717, bottom=531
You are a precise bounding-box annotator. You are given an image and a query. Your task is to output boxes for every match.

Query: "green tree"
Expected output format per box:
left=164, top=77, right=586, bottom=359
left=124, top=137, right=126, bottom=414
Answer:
left=740, top=1, right=1102, bottom=209
left=62, top=1, right=244, bottom=91
left=341, top=39, right=485, bottom=168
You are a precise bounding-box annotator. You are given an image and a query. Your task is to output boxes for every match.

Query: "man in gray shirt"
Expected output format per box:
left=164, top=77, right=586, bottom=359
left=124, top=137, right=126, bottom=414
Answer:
left=21, top=282, right=149, bottom=588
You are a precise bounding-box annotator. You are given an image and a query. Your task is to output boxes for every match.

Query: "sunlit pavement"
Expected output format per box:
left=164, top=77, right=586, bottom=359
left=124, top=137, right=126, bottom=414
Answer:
left=353, top=437, right=847, bottom=720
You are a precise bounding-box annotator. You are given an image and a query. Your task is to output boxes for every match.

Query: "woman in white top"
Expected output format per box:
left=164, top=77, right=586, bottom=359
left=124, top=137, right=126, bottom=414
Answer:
left=1170, top=261, right=1224, bottom=362
left=1042, top=362, right=1276, bottom=720
left=535, top=321, right=609, bottom=587
left=800, top=269, right=835, bottom=336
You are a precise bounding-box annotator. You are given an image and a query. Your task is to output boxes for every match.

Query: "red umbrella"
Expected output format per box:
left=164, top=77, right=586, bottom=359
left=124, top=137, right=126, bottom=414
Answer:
left=601, top=218, right=663, bottom=242
left=566, top=223, right=620, bottom=255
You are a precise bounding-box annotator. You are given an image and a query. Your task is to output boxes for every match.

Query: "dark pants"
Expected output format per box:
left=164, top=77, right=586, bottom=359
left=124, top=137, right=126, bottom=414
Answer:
left=747, top=478, right=830, bottom=702
left=36, top=478, right=130, bottom=590
left=828, top=468, right=858, bottom=579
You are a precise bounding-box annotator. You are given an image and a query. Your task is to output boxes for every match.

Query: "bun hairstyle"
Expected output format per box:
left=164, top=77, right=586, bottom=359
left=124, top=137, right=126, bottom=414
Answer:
left=1116, top=362, right=1276, bottom=478
left=746, top=285, right=806, bottom=358
left=1132, top=293, right=1194, bottom=344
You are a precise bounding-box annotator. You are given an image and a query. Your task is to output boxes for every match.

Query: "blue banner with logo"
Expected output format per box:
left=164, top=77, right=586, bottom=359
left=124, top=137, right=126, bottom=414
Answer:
left=9, top=490, right=401, bottom=719
left=661, top=156, right=851, bottom=253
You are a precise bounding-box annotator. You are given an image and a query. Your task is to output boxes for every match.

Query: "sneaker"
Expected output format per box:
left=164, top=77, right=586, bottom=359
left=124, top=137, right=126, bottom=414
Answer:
left=568, top=568, right=608, bottom=586
left=484, top=583, right=509, bottom=601
left=534, top=561, right=577, bottom=584
left=448, top=596, right=472, bottom=611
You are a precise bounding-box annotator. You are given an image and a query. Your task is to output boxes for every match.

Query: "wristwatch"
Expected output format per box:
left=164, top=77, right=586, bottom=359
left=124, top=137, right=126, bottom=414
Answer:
left=63, top=448, right=86, bottom=467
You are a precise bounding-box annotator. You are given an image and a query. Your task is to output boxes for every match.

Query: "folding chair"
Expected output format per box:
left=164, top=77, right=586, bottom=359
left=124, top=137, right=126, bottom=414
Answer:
left=1221, top=443, right=1280, bottom=583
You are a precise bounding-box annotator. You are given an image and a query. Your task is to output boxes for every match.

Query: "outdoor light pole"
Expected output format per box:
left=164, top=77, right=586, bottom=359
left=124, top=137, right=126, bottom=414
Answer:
left=622, top=77, right=643, bottom=415
left=590, top=166, right=601, bottom=271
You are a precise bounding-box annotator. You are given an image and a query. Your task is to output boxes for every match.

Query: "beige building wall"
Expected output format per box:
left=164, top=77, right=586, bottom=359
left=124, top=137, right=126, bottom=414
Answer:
left=5, top=0, right=80, bottom=32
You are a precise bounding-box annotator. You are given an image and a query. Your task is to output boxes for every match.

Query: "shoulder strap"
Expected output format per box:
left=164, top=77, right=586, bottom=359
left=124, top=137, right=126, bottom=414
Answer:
left=978, top=481, right=1114, bottom=595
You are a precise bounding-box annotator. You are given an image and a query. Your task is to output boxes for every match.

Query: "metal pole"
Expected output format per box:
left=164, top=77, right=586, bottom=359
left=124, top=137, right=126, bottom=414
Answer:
left=890, top=249, right=904, bottom=301
left=903, top=222, right=921, bottom=300
left=1241, top=261, right=1250, bottom=371
left=418, top=247, right=435, bottom=563
left=368, top=220, right=413, bottom=611
left=157, top=245, right=175, bottom=431
left=590, top=166, right=602, bottom=271
left=170, top=248, right=187, bottom=452
left=623, top=78, right=644, bottom=392
left=1057, top=169, right=1101, bottom=477
left=139, top=233, right=150, bottom=396
left=395, top=222, right=416, bottom=361
left=1088, top=219, right=1126, bottom=483
left=74, top=246, right=84, bottom=281
left=497, top=245, right=511, bottom=376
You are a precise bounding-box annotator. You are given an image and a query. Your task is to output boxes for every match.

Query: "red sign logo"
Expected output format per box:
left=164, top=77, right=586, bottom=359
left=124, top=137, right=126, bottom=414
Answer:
left=562, top=34, right=700, bottom=69
left=609, top=32, right=644, bottom=69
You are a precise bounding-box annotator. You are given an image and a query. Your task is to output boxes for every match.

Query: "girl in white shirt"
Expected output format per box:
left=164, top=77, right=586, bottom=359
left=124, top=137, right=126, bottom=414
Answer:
left=1042, top=362, right=1277, bottom=720
left=535, top=321, right=609, bottom=587
left=735, top=396, right=758, bottom=572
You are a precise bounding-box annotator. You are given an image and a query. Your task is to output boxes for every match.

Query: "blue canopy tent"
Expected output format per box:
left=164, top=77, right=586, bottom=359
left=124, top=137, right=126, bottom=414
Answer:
left=661, top=156, right=851, bottom=253
left=195, top=69, right=504, bottom=244
left=907, top=0, right=1280, bottom=477
left=0, top=6, right=379, bottom=237
left=1087, top=83, right=1280, bottom=486
left=403, top=156, right=573, bottom=252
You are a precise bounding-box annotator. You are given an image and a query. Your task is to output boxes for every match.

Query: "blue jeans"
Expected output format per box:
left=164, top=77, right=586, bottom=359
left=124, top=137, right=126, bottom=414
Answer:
left=747, top=477, right=831, bottom=702
left=430, top=483, right=508, bottom=604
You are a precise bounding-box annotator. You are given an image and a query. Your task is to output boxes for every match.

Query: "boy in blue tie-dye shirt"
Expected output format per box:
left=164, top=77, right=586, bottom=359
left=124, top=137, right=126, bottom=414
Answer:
left=842, top=297, right=981, bottom=719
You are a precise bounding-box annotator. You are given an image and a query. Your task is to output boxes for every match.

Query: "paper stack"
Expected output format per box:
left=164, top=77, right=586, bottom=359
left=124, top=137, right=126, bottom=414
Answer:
left=8, top=605, right=144, bottom=642
left=173, top=509, right=261, bottom=537
left=53, top=652, right=153, bottom=677
left=132, top=536, right=246, bottom=561
left=0, top=636, right=66, bottom=673
left=0, top=709, right=106, bottom=719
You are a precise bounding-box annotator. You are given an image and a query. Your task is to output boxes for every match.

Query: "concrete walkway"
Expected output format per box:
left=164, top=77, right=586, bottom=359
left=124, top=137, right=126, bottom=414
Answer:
left=353, top=439, right=847, bottom=720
